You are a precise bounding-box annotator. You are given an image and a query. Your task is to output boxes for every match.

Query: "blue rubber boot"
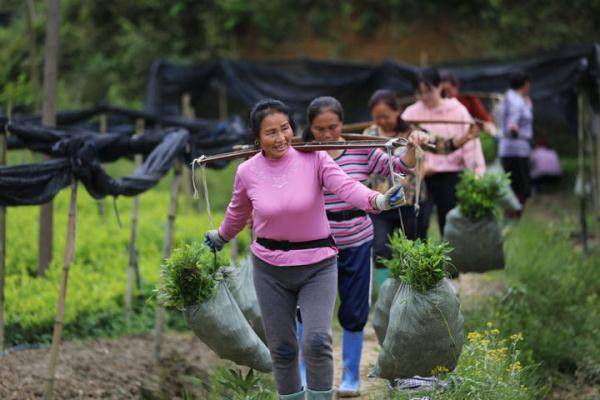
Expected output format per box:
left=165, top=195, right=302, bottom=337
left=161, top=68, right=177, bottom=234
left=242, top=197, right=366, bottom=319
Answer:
left=306, top=388, right=334, bottom=399
left=338, top=329, right=364, bottom=397
left=297, top=320, right=307, bottom=388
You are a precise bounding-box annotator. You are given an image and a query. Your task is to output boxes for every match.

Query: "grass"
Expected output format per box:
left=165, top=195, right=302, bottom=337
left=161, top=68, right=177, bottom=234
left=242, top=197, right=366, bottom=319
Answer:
left=3, top=157, right=250, bottom=346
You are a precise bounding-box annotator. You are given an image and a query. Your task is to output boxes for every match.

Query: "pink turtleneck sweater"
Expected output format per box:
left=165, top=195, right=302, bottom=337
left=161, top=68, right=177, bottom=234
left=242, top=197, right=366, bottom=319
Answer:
left=402, top=98, right=486, bottom=176
left=218, top=148, right=380, bottom=266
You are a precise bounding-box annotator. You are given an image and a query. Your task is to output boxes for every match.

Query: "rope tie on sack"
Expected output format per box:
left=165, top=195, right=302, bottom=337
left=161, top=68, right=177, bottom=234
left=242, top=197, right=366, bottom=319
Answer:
left=192, top=155, right=214, bottom=230
left=192, top=155, right=218, bottom=267
left=385, top=138, right=407, bottom=237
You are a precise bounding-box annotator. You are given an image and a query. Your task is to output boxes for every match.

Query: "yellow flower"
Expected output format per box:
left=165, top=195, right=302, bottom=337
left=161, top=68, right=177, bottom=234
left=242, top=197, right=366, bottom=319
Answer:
left=486, top=321, right=494, bottom=328
left=507, top=361, right=522, bottom=372
left=490, top=329, right=500, bottom=336
left=431, top=365, right=450, bottom=375
left=510, top=333, right=524, bottom=342
left=467, top=331, right=482, bottom=342
left=480, top=339, right=490, bottom=346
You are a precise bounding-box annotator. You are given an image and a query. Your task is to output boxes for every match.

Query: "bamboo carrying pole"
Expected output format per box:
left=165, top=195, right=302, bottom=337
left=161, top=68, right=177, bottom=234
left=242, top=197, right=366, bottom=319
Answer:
left=125, top=118, right=145, bottom=327
left=577, top=93, right=588, bottom=254
left=154, top=161, right=182, bottom=360
left=39, top=0, right=61, bottom=277
left=43, top=179, right=78, bottom=400
left=0, top=122, right=6, bottom=352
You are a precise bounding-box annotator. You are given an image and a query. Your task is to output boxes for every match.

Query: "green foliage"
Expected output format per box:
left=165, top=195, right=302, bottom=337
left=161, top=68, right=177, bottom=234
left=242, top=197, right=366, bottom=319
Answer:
left=157, top=243, right=228, bottom=310
left=380, top=232, right=451, bottom=292
left=493, top=218, right=600, bottom=383
left=2, top=1, right=600, bottom=111
left=480, top=133, right=498, bottom=163
left=214, top=368, right=275, bottom=400
left=456, top=170, right=510, bottom=220
left=4, top=158, right=248, bottom=346
left=393, top=326, right=542, bottom=399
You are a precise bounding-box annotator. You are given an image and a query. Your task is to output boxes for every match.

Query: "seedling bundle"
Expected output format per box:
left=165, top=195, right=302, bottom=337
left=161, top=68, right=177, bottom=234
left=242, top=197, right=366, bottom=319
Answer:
left=443, top=170, right=510, bottom=274
left=372, top=234, right=464, bottom=379
left=157, top=244, right=271, bottom=372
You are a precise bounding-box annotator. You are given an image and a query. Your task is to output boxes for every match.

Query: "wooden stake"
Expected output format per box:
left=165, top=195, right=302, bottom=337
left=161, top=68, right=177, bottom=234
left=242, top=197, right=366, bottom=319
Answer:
left=154, top=161, right=182, bottom=360
left=577, top=93, right=588, bottom=254
left=181, top=94, right=194, bottom=213
left=596, top=111, right=600, bottom=224
left=96, top=113, right=108, bottom=218
left=125, top=118, right=144, bottom=328
left=25, top=0, right=41, bottom=113
left=39, top=0, right=61, bottom=278
left=43, top=179, right=78, bottom=400
left=216, top=83, right=238, bottom=260
left=0, top=122, right=6, bottom=352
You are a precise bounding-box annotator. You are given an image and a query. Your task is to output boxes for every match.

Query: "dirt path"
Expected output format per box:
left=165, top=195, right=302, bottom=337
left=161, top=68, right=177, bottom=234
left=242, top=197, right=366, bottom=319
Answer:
left=0, top=332, right=219, bottom=399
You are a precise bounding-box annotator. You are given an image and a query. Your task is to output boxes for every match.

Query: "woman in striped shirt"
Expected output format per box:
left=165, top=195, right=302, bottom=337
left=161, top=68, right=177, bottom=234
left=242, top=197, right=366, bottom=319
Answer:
left=299, top=96, right=429, bottom=397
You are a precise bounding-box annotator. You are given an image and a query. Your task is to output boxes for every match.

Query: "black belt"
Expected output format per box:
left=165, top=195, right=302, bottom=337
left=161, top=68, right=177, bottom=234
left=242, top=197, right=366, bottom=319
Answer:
left=326, top=209, right=366, bottom=221
left=256, top=236, right=335, bottom=252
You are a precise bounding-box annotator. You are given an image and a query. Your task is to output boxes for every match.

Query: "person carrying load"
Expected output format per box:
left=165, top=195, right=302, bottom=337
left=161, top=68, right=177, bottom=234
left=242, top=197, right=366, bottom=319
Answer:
left=204, top=99, right=406, bottom=400
left=299, top=96, right=430, bottom=397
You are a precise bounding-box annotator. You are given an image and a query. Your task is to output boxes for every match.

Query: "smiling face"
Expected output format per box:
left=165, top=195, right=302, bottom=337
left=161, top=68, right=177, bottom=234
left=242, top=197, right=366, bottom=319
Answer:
left=371, top=102, right=400, bottom=134
left=310, top=110, right=343, bottom=141
left=258, top=112, right=293, bottom=159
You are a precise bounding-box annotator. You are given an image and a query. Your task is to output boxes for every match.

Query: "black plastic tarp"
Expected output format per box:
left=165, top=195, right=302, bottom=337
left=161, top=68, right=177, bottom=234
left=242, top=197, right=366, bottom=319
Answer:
left=145, top=45, right=600, bottom=134
left=0, top=129, right=189, bottom=206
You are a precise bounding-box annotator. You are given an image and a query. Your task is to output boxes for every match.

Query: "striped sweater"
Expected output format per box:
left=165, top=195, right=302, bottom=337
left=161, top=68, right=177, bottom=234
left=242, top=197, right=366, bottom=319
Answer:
left=325, top=148, right=411, bottom=249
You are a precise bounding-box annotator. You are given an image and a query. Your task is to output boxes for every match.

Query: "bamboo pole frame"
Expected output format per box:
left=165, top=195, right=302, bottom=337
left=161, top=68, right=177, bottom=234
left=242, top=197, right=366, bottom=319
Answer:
left=96, top=113, right=108, bottom=218
left=217, top=83, right=238, bottom=261
left=577, top=92, right=588, bottom=254
left=181, top=94, right=194, bottom=214
left=38, top=0, right=61, bottom=278
left=0, top=120, right=6, bottom=352
left=153, top=161, right=182, bottom=360
left=125, top=118, right=145, bottom=327
left=43, top=179, right=78, bottom=400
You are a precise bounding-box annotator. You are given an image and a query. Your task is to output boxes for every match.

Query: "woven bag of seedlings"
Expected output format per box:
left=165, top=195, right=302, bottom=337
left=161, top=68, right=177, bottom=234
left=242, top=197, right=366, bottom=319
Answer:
left=157, top=243, right=272, bottom=372
left=225, top=255, right=267, bottom=343
left=371, top=234, right=464, bottom=379
left=443, top=170, right=509, bottom=274
left=372, top=277, right=401, bottom=346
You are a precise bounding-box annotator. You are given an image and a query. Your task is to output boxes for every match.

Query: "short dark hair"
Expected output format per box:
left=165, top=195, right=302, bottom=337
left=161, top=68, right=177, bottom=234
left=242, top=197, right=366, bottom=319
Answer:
left=302, top=96, right=344, bottom=141
left=440, top=71, right=459, bottom=87
left=509, top=71, right=530, bottom=90
left=414, top=67, right=441, bottom=91
left=368, top=89, right=400, bottom=111
left=249, top=99, right=296, bottom=140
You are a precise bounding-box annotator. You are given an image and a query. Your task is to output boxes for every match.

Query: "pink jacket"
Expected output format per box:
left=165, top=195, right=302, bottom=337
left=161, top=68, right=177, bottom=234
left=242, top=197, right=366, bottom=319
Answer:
left=402, top=98, right=486, bottom=176
left=219, top=148, right=380, bottom=266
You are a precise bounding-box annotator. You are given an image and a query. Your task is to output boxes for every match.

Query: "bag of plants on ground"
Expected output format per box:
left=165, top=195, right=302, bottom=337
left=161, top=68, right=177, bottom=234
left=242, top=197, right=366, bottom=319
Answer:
left=225, top=255, right=267, bottom=343
left=372, top=277, right=400, bottom=346
left=372, top=234, right=464, bottom=379
left=443, top=170, right=508, bottom=274
left=157, top=243, right=272, bottom=372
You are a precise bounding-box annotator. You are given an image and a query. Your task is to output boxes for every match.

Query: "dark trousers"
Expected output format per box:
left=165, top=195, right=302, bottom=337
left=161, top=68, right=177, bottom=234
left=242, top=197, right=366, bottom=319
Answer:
left=425, top=172, right=461, bottom=236
left=502, top=157, right=531, bottom=204
left=337, top=240, right=372, bottom=332
left=371, top=204, right=430, bottom=269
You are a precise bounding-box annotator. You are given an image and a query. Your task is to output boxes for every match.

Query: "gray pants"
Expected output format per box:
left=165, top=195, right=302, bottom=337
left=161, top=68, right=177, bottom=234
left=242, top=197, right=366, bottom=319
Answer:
left=252, top=255, right=337, bottom=395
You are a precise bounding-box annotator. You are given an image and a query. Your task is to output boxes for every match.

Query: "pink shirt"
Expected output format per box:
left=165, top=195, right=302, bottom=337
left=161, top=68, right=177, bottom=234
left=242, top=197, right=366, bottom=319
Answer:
left=219, top=148, right=380, bottom=266
left=402, top=98, right=486, bottom=176
left=530, top=147, right=562, bottom=179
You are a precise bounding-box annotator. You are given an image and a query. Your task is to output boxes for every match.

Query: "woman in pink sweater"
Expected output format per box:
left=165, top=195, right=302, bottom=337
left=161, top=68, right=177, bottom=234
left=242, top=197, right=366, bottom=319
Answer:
left=204, top=99, right=405, bottom=400
left=402, top=68, right=485, bottom=235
